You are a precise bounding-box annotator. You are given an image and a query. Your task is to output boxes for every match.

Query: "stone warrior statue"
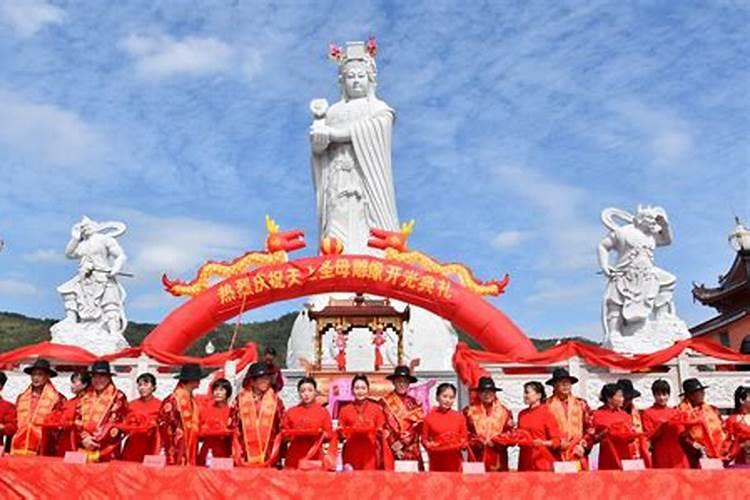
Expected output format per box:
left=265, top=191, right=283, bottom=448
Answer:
left=597, top=205, right=689, bottom=353
left=286, top=38, right=457, bottom=370
left=50, top=216, right=130, bottom=355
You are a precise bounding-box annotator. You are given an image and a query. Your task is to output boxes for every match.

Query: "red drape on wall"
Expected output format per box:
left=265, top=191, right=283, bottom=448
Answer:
left=452, top=338, right=750, bottom=388
left=0, top=457, right=747, bottom=499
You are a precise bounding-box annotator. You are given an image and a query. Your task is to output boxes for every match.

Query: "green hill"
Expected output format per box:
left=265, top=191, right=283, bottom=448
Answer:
left=0, top=311, right=595, bottom=368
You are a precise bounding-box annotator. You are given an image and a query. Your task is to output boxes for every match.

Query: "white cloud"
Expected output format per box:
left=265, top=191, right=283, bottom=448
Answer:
left=527, top=279, right=601, bottom=304
left=492, top=230, right=531, bottom=250
left=0, top=89, right=102, bottom=167
left=0, top=0, right=65, bottom=37
left=119, top=33, right=248, bottom=80
left=493, top=164, right=601, bottom=271
left=22, top=248, right=66, bottom=264
left=0, top=277, right=40, bottom=296
left=123, top=211, right=252, bottom=282
left=608, top=98, right=693, bottom=168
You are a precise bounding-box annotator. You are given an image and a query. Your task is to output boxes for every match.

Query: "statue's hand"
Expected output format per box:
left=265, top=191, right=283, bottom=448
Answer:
left=71, top=224, right=82, bottom=240
left=310, top=125, right=330, bottom=153
left=601, top=265, right=616, bottom=278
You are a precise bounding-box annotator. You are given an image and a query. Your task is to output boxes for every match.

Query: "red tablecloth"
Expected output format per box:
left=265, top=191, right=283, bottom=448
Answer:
left=0, top=457, right=747, bottom=500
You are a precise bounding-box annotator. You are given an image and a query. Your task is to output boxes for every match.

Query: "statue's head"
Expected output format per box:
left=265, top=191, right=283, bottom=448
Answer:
left=633, top=205, right=665, bottom=235
left=330, top=38, right=378, bottom=100
left=79, top=216, right=97, bottom=238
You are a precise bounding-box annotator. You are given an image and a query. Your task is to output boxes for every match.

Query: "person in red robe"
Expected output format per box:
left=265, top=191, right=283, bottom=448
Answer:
left=724, top=386, right=750, bottom=465
left=231, top=362, right=284, bottom=466
left=617, top=379, right=651, bottom=466
left=46, top=371, right=90, bottom=457
left=159, top=363, right=205, bottom=465
left=282, top=377, right=334, bottom=469
left=121, top=373, right=161, bottom=462
left=381, top=365, right=424, bottom=469
left=592, top=383, right=637, bottom=470
left=517, top=381, right=561, bottom=471
left=11, top=359, right=65, bottom=456
left=545, top=368, right=595, bottom=470
left=263, top=347, right=285, bottom=393
left=676, top=378, right=726, bottom=468
left=338, top=374, right=386, bottom=470
left=197, top=378, right=233, bottom=465
left=0, top=371, right=18, bottom=453
left=463, top=376, right=513, bottom=471
left=422, top=383, right=468, bottom=472
left=641, top=379, right=689, bottom=469
left=74, top=361, right=129, bottom=462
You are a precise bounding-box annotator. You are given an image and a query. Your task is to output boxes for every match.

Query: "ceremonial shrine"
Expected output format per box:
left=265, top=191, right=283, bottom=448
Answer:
left=307, top=294, right=410, bottom=371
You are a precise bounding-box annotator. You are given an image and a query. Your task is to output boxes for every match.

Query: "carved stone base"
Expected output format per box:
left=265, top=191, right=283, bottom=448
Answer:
left=605, top=315, right=691, bottom=354
left=50, top=318, right=130, bottom=356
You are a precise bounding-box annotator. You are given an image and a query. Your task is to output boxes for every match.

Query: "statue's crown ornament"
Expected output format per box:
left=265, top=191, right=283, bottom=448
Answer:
left=328, top=37, right=377, bottom=65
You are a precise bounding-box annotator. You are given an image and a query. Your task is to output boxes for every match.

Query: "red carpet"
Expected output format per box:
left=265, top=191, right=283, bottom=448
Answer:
left=0, top=457, right=747, bottom=500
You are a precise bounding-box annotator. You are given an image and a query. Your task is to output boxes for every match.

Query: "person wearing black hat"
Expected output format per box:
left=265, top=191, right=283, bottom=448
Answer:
left=11, top=359, right=65, bottom=456
left=675, top=377, right=726, bottom=468
left=74, top=360, right=128, bottom=462
left=230, top=361, right=284, bottom=466
left=158, top=363, right=205, bottom=465
left=263, top=347, right=285, bottom=393
left=381, top=365, right=424, bottom=468
left=0, top=371, right=17, bottom=453
left=544, top=367, right=595, bottom=470
left=591, top=383, right=637, bottom=470
left=616, top=379, right=649, bottom=464
left=463, top=376, right=513, bottom=472
left=641, top=379, right=689, bottom=469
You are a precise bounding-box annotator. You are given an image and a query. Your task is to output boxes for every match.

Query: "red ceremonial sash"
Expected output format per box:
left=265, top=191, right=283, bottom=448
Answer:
left=548, top=396, right=586, bottom=464
left=174, top=386, right=200, bottom=465
left=11, top=383, right=60, bottom=456
left=677, top=400, right=725, bottom=458
left=238, top=389, right=278, bottom=465
left=383, top=392, right=423, bottom=433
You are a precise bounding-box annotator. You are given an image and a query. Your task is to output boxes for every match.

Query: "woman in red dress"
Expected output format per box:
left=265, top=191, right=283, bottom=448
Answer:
left=338, top=374, right=386, bottom=470
left=422, top=383, right=468, bottom=472
left=641, top=379, right=689, bottom=469
left=592, top=383, right=637, bottom=470
left=282, top=377, right=333, bottom=469
left=197, top=378, right=233, bottom=465
left=517, top=381, right=561, bottom=471
left=48, top=371, right=89, bottom=456
left=725, top=386, right=750, bottom=465
left=121, top=373, right=162, bottom=462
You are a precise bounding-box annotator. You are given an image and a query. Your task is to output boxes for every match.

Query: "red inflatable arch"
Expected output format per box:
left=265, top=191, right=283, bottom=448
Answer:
left=143, top=254, right=536, bottom=357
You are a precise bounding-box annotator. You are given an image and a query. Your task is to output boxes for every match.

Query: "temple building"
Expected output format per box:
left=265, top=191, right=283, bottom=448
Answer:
left=691, top=218, right=750, bottom=351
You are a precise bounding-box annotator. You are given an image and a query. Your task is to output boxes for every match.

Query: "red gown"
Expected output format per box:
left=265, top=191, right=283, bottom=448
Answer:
left=73, top=384, right=129, bottom=462
left=121, top=396, right=162, bottom=462
left=12, top=384, right=66, bottom=456
left=546, top=395, right=595, bottom=470
left=517, top=404, right=562, bottom=471
left=230, top=388, right=284, bottom=466
left=381, top=392, right=425, bottom=468
left=676, top=400, right=726, bottom=468
left=725, top=413, right=750, bottom=465
left=48, top=395, right=80, bottom=456
left=463, top=400, right=513, bottom=471
left=641, top=405, right=689, bottom=469
left=281, top=402, right=333, bottom=469
left=197, top=401, right=232, bottom=465
left=0, top=396, right=17, bottom=452
left=338, top=399, right=386, bottom=470
left=159, top=387, right=201, bottom=465
left=592, top=406, right=636, bottom=470
left=422, top=408, right=468, bottom=472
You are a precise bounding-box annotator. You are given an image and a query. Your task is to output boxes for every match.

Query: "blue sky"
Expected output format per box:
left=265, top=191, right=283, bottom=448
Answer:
left=0, top=0, right=748, bottom=341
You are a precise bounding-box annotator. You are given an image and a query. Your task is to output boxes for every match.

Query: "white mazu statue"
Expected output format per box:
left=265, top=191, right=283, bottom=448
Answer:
left=597, top=205, right=690, bottom=353
left=286, top=39, right=457, bottom=370
left=50, top=216, right=131, bottom=355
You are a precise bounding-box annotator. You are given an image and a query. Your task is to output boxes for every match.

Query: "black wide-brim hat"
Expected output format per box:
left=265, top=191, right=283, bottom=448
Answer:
left=89, top=360, right=114, bottom=376
left=174, top=363, right=206, bottom=381
left=471, top=376, right=502, bottom=392
left=616, top=379, right=642, bottom=399
left=243, top=362, right=272, bottom=382
left=680, top=378, right=709, bottom=397
left=545, top=367, right=578, bottom=386
left=385, top=365, right=418, bottom=384
left=24, top=359, right=57, bottom=378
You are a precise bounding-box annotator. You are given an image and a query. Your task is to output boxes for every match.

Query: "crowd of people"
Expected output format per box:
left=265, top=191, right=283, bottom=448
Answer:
left=0, top=352, right=748, bottom=472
